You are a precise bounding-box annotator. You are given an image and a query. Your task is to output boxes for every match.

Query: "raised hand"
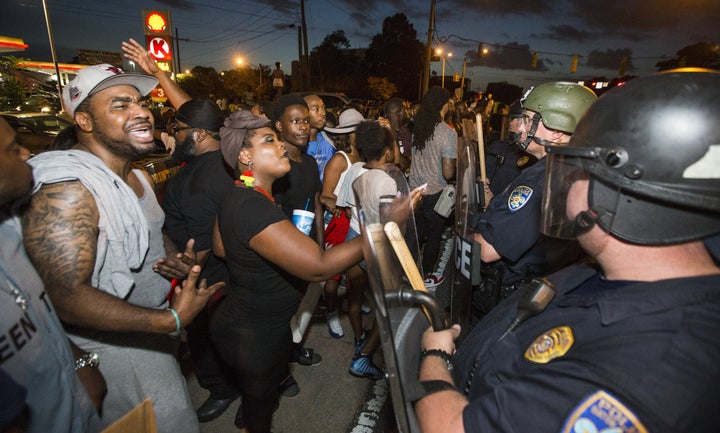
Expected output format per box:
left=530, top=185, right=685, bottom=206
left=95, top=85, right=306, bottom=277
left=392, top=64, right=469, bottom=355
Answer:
left=121, top=38, right=160, bottom=75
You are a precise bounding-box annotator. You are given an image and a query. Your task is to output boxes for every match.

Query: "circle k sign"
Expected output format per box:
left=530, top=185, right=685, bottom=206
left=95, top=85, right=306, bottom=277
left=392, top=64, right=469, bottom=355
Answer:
left=146, top=36, right=173, bottom=61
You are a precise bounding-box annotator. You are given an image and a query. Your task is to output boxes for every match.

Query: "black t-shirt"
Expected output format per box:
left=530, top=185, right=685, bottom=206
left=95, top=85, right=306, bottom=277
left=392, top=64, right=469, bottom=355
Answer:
left=162, top=150, right=233, bottom=285
left=273, top=153, right=322, bottom=220
left=215, top=186, right=304, bottom=329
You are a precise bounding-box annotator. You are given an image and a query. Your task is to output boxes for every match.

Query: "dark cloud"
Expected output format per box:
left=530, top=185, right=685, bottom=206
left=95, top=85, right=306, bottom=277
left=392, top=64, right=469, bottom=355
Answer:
left=156, top=0, right=194, bottom=10
left=255, top=0, right=300, bottom=14
left=585, top=48, right=635, bottom=71
left=465, top=42, right=549, bottom=71
left=569, top=0, right=720, bottom=35
left=538, top=25, right=592, bottom=42
left=441, top=0, right=556, bottom=16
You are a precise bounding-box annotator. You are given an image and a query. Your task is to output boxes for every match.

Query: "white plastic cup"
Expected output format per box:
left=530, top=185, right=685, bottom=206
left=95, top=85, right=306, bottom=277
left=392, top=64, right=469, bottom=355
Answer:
left=292, top=209, right=315, bottom=236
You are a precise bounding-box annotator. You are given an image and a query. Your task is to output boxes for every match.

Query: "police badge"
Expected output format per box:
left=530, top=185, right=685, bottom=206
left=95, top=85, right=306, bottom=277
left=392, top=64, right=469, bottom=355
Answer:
left=508, top=185, right=533, bottom=212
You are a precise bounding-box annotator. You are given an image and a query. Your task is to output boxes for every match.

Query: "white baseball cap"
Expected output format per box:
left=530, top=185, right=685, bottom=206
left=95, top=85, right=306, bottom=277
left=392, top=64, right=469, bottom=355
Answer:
left=62, top=64, right=158, bottom=117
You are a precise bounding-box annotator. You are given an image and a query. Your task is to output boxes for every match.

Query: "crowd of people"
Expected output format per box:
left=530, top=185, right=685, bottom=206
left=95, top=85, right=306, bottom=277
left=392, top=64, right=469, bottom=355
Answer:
left=0, top=35, right=717, bottom=433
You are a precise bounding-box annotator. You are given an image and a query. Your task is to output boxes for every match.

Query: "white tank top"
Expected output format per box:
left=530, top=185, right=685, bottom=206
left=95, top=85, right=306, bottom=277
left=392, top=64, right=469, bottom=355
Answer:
left=332, top=151, right=353, bottom=197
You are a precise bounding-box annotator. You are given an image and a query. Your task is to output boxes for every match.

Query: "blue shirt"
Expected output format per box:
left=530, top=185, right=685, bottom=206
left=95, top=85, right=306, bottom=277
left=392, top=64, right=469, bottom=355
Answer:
left=306, top=132, right=336, bottom=183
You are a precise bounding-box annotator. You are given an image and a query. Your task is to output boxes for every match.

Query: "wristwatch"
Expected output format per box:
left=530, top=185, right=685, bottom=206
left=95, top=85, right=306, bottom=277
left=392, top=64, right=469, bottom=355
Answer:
left=75, top=352, right=99, bottom=370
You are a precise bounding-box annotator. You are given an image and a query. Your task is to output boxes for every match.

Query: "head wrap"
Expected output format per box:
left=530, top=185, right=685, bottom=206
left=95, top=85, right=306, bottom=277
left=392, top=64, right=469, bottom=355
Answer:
left=219, top=110, right=271, bottom=168
left=175, top=99, right=224, bottom=132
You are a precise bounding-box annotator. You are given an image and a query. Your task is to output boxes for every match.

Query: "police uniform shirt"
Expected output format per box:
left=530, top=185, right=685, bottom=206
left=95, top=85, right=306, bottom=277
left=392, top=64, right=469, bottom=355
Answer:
left=475, top=159, right=554, bottom=283
left=452, top=264, right=720, bottom=433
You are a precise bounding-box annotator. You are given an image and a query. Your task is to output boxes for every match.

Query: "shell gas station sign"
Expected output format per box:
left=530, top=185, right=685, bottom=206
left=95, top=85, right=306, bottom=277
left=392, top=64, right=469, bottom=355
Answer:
left=142, top=8, right=173, bottom=101
left=142, top=9, right=173, bottom=63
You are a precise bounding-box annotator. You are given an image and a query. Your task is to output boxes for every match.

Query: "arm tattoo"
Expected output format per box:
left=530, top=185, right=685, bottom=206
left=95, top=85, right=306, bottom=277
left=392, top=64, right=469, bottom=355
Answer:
left=22, top=181, right=99, bottom=298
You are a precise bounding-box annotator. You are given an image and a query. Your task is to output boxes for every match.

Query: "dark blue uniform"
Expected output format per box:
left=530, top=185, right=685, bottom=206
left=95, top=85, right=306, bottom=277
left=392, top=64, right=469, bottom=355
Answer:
left=452, top=264, right=720, bottom=432
left=475, top=158, right=582, bottom=287
left=484, top=138, right=534, bottom=196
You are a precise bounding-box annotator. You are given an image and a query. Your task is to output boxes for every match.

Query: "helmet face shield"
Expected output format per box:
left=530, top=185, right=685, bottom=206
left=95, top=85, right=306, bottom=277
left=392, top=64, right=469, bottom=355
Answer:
left=543, top=70, right=720, bottom=245
left=542, top=144, right=602, bottom=239
left=541, top=152, right=590, bottom=239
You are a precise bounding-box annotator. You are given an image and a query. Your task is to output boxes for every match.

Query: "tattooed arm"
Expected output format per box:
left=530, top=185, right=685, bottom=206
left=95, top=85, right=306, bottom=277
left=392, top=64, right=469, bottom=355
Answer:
left=21, top=180, right=221, bottom=333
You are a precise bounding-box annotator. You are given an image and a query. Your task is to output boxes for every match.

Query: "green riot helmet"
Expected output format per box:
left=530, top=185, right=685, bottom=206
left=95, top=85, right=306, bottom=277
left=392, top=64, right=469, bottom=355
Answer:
left=518, top=82, right=597, bottom=149
left=541, top=69, right=720, bottom=245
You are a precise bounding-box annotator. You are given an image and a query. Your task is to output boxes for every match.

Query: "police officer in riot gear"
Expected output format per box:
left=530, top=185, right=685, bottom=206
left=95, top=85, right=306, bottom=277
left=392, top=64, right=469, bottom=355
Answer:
left=484, top=101, right=536, bottom=196
left=472, top=82, right=597, bottom=316
left=415, top=69, right=720, bottom=433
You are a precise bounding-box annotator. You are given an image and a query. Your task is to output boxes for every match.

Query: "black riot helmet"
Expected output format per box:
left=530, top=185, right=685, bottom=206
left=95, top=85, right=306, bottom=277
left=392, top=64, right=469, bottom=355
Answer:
left=541, top=69, right=720, bottom=245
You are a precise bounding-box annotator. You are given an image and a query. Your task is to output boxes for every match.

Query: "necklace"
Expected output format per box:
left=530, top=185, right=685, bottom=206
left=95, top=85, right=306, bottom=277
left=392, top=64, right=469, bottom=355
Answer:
left=236, top=170, right=275, bottom=202
left=1, top=278, right=28, bottom=311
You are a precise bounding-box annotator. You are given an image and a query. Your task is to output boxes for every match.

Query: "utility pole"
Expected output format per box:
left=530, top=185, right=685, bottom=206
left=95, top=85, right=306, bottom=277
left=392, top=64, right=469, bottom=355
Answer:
left=420, top=0, right=436, bottom=100
left=297, top=25, right=304, bottom=91
left=41, top=0, right=62, bottom=104
left=174, top=27, right=181, bottom=80
left=300, top=0, right=310, bottom=90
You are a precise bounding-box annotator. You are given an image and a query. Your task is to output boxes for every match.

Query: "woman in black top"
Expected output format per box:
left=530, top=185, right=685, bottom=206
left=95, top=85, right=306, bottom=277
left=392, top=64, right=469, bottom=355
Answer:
left=211, top=111, right=364, bottom=433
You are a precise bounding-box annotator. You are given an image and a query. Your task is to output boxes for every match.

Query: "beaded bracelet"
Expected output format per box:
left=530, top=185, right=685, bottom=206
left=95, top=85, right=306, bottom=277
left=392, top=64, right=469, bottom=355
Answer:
left=420, top=348, right=453, bottom=371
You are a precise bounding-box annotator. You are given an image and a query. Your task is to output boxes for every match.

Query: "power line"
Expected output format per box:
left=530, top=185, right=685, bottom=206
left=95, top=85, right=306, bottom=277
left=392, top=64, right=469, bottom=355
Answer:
left=435, top=31, right=672, bottom=61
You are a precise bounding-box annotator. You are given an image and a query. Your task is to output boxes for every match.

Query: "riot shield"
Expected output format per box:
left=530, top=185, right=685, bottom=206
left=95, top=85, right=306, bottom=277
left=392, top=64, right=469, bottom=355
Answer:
left=449, top=137, right=482, bottom=333
left=353, top=164, right=448, bottom=433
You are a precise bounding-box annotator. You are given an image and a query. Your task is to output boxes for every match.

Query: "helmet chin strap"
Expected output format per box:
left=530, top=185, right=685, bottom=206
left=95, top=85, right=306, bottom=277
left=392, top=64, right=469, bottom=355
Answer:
left=531, top=136, right=566, bottom=147
left=518, top=113, right=542, bottom=150
left=573, top=209, right=598, bottom=236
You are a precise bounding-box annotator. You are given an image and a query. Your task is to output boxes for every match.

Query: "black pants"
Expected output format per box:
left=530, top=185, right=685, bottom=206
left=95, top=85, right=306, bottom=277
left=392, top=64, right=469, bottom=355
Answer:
left=210, top=313, right=292, bottom=433
left=415, top=191, right=447, bottom=275
left=186, top=307, right=239, bottom=399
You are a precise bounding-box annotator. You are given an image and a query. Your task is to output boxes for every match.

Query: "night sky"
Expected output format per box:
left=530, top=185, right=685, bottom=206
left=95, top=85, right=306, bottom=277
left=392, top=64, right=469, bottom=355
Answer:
left=3, top=0, right=718, bottom=91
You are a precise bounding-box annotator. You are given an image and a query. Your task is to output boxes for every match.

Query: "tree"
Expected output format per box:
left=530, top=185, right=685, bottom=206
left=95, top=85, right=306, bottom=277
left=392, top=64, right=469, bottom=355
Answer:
left=485, top=82, right=524, bottom=106
left=365, top=14, right=425, bottom=101
left=309, top=30, right=359, bottom=93
left=0, top=56, right=30, bottom=111
left=178, top=66, right=224, bottom=100
left=656, top=42, right=720, bottom=71
left=366, top=77, right=397, bottom=101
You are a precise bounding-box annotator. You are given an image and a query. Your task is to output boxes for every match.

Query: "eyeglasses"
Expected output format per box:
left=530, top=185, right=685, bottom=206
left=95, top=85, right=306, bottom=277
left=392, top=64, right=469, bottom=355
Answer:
left=170, top=122, right=192, bottom=133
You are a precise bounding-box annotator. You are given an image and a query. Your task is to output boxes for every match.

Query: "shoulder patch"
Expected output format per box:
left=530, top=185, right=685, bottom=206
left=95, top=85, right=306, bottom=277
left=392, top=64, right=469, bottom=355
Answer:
left=507, top=185, right=533, bottom=212
left=524, top=325, right=574, bottom=364
left=561, top=390, right=648, bottom=433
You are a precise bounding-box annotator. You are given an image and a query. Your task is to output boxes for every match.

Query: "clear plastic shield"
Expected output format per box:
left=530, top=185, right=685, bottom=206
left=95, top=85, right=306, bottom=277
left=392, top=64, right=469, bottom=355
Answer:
left=353, top=164, right=448, bottom=433
left=450, top=137, right=482, bottom=332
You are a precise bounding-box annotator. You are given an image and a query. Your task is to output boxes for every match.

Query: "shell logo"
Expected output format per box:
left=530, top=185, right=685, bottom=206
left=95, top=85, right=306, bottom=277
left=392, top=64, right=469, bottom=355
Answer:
left=146, top=12, right=168, bottom=33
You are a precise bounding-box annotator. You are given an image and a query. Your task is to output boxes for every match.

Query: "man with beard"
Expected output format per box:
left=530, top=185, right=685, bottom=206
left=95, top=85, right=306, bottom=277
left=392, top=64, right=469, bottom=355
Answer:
left=159, top=99, right=244, bottom=424
left=21, top=64, right=221, bottom=433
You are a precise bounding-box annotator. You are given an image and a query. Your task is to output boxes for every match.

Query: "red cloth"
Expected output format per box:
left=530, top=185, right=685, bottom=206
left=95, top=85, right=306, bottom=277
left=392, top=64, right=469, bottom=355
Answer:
left=324, top=212, right=350, bottom=281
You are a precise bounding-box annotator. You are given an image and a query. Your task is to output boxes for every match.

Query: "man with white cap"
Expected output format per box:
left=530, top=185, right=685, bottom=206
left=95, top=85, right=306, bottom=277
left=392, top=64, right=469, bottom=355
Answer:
left=21, top=64, right=222, bottom=433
